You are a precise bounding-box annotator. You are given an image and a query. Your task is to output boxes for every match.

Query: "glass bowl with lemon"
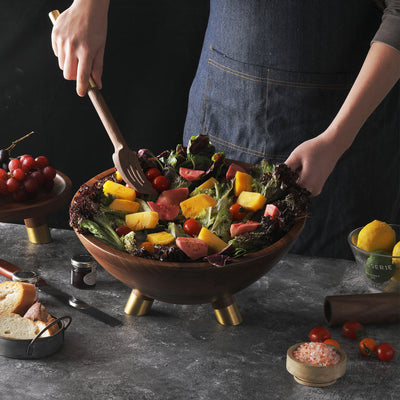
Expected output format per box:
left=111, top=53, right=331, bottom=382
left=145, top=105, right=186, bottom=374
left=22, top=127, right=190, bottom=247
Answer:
left=348, top=220, right=400, bottom=292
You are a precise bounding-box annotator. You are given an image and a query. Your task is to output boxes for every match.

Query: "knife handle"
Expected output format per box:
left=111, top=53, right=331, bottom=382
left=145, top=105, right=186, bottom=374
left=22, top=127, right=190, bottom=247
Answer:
left=0, top=259, right=21, bottom=279
left=0, top=258, right=46, bottom=286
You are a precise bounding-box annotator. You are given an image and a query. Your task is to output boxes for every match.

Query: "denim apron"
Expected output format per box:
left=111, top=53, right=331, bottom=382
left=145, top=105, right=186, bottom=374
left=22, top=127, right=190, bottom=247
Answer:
left=183, top=0, right=400, bottom=259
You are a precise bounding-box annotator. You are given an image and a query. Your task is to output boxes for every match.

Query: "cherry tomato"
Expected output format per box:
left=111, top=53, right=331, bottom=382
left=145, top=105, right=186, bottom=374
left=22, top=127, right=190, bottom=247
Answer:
left=309, top=326, right=331, bottom=342
left=376, top=343, right=395, bottom=361
left=115, top=225, right=133, bottom=237
left=140, top=241, right=154, bottom=254
left=324, top=339, right=340, bottom=348
left=183, top=218, right=202, bottom=237
left=229, top=203, right=246, bottom=221
left=358, top=337, right=377, bottom=356
left=152, top=175, right=170, bottom=192
left=145, top=167, right=162, bottom=182
left=342, top=321, right=363, bottom=339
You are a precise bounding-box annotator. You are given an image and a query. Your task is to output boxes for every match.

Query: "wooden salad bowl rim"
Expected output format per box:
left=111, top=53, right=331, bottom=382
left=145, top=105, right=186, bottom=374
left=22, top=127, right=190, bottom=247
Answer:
left=73, top=167, right=306, bottom=271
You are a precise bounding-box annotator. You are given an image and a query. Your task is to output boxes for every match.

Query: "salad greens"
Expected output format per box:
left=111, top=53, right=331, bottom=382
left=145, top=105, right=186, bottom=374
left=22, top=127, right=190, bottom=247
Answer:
left=70, top=134, right=311, bottom=265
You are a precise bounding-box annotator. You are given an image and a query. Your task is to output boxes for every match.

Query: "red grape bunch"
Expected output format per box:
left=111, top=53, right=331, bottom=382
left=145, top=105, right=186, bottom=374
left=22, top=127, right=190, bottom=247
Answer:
left=0, top=132, right=57, bottom=202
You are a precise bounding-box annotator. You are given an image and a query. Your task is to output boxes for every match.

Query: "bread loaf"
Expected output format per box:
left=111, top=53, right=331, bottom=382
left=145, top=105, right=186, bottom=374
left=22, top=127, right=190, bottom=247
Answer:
left=0, top=282, right=37, bottom=316
left=24, top=302, right=59, bottom=336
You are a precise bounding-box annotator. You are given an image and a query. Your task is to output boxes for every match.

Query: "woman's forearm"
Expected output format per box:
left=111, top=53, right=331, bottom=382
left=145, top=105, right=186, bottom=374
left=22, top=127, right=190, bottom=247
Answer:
left=324, top=41, right=400, bottom=153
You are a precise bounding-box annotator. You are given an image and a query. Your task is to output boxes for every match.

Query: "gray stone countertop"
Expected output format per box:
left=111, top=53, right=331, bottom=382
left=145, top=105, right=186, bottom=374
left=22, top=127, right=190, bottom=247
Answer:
left=0, top=222, right=399, bottom=400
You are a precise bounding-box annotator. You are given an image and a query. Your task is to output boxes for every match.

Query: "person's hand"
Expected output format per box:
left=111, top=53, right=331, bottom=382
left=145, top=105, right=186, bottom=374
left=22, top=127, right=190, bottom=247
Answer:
left=284, top=133, right=342, bottom=197
left=51, top=0, right=110, bottom=96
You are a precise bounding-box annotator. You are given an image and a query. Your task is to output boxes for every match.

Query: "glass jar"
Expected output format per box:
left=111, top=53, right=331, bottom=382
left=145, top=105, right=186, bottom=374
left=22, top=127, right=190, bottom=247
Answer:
left=71, top=254, right=97, bottom=289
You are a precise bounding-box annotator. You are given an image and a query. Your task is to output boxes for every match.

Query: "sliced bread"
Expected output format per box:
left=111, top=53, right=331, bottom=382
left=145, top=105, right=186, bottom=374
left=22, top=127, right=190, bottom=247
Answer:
left=0, top=313, right=57, bottom=339
left=0, top=281, right=37, bottom=316
left=0, top=313, right=41, bottom=339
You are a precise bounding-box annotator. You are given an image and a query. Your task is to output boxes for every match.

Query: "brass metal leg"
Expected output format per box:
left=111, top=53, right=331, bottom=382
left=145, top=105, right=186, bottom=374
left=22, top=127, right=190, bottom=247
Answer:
left=24, top=216, right=52, bottom=244
left=212, top=296, right=243, bottom=326
left=124, top=289, right=154, bottom=316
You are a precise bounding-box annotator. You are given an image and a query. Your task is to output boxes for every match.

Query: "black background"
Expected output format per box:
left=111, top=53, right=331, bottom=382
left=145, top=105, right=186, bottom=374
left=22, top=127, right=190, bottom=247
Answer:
left=0, top=0, right=209, bottom=229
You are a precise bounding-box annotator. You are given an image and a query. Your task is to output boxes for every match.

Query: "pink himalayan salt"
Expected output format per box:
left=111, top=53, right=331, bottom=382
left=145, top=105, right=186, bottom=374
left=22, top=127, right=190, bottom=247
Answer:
left=293, top=342, right=341, bottom=366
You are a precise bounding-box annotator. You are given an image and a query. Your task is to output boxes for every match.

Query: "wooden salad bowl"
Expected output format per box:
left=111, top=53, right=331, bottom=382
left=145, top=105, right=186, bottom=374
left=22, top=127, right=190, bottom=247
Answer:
left=73, top=168, right=306, bottom=325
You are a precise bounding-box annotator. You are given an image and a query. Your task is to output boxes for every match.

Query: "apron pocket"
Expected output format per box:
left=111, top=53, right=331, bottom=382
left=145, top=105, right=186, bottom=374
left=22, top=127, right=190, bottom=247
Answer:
left=202, top=46, right=355, bottom=164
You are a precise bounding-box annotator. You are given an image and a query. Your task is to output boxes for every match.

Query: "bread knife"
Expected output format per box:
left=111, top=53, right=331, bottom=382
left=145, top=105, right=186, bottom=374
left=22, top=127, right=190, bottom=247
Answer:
left=0, top=258, right=122, bottom=327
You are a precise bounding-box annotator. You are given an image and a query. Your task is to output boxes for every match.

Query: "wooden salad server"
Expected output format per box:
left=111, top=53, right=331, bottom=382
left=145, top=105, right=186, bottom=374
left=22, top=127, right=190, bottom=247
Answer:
left=49, top=10, right=157, bottom=195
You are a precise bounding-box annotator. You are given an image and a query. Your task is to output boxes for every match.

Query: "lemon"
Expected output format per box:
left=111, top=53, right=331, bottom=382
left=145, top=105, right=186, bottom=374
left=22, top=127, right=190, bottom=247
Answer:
left=357, top=220, right=396, bottom=253
left=391, top=241, right=400, bottom=282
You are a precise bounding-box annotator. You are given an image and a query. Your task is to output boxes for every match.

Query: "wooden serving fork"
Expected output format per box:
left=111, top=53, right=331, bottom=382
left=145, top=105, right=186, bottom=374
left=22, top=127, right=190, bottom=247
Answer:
left=49, top=10, right=157, bottom=195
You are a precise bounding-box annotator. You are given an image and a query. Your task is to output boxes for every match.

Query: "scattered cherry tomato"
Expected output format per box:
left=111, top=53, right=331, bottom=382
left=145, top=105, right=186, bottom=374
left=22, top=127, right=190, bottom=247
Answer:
left=359, top=337, right=377, bottom=356
left=228, top=203, right=246, bottom=221
left=324, top=339, right=340, bottom=348
left=140, top=241, right=154, bottom=254
left=152, top=175, right=170, bottom=192
left=183, top=218, right=202, bottom=237
left=376, top=343, right=395, bottom=361
left=342, top=321, right=363, bottom=339
left=115, top=225, right=133, bottom=237
left=309, top=326, right=331, bottom=342
left=145, top=167, right=162, bottom=182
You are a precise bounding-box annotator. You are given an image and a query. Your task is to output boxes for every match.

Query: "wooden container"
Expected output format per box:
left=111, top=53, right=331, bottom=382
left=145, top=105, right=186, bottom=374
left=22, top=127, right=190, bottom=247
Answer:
left=72, top=168, right=306, bottom=322
left=286, top=343, right=347, bottom=387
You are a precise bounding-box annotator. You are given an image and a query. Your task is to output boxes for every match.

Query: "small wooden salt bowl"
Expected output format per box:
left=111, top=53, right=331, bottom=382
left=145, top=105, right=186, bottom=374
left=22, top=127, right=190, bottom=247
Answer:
left=286, top=343, right=347, bottom=387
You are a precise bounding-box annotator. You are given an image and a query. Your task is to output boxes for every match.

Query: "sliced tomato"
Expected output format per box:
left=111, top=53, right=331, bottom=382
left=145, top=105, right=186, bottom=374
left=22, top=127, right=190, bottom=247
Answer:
left=179, top=167, right=205, bottom=182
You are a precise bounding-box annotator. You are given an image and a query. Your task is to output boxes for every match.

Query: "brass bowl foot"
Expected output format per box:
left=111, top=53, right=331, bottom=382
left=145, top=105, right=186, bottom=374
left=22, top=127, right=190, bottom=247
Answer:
left=24, top=217, right=52, bottom=244
left=212, top=296, right=243, bottom=325
left=124, top=289, right=154, bottom=316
